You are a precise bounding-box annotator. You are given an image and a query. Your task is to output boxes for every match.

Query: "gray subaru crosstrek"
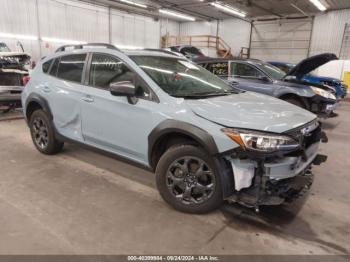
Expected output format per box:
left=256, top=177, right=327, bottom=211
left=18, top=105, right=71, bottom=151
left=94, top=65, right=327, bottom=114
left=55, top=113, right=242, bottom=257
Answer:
left=22, top=44, right=328, bottom=213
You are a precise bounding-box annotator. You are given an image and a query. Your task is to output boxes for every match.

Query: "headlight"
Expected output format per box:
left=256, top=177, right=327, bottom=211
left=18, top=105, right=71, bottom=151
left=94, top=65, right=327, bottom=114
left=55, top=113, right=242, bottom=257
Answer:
left=222, top=128, right=300, bottom=153
left=311, top=86, right=336, bottom=100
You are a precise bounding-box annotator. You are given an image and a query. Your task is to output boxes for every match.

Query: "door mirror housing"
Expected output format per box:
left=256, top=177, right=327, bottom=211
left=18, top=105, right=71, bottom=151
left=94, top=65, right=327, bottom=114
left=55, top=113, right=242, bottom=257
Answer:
left=110, top=81, right=136, bottom=97
left=259, top=76, right=270, bottom=82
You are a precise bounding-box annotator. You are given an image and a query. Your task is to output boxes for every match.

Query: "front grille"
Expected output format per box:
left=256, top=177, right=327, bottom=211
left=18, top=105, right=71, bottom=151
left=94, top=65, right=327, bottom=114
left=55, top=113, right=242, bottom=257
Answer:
left=284, top=119, right=321, bottom=149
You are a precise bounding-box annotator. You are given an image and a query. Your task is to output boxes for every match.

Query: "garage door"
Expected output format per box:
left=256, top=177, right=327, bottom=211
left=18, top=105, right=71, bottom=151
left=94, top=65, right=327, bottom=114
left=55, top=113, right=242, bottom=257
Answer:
left=250, top=18, right=313, bottom=63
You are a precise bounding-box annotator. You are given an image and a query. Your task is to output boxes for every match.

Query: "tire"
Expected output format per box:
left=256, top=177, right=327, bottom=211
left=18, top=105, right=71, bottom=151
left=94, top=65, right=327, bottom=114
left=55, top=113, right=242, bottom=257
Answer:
left=29, top=109, right=64, bottom=155
left=283, top=97, right=306, bottom=109
left=156, top=144, right=223, bottom=214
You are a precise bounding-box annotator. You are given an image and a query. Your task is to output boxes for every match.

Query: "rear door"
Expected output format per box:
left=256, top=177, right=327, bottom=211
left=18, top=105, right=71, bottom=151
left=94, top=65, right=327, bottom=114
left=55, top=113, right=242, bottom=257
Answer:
left=229, top=62, right=274, bottom=95
left=80, top=52, right=159, bottom=165
left=43, top=53, right=88, bottom=141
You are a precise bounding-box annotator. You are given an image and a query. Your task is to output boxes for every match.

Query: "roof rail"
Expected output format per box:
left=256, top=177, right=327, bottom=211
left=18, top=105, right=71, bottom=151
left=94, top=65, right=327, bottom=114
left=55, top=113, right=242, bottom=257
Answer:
left=55, top=43, right=121, bottom=53
left=142, top=48, right=184, bottom=57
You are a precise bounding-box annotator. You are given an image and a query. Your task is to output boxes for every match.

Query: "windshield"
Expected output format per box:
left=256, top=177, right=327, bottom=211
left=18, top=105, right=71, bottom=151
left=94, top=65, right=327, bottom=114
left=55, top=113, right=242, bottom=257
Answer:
left=256, top=62, right=286, bottom=80
left=131, top=55, right=238, bottom=98
left=0, top=43, right=10, bottom=52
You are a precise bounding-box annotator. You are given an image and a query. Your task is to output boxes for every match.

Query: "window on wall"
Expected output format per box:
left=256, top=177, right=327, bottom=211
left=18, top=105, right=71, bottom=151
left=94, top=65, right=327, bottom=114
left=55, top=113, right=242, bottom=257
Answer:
left=231, top=63, right=263, bottom=78
left=57, top=54, right=86, bottom=83
left=89, top=53, right=152, bottom=100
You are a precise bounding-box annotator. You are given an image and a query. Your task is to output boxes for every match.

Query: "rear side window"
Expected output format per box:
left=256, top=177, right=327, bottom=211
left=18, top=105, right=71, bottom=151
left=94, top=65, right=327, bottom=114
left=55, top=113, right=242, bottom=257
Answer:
left=42, top=59, right=53, bottom=73
left=57, top=54, right=86, bottom=83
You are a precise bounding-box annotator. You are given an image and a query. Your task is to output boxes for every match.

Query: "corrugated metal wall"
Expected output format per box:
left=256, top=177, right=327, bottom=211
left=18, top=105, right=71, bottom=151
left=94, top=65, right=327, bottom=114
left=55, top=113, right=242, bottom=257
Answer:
left=309, top=9, right=350, bottom=57
left=0, top=0, right=179, bottom=61
left=250, top=18, right=313, bottom=63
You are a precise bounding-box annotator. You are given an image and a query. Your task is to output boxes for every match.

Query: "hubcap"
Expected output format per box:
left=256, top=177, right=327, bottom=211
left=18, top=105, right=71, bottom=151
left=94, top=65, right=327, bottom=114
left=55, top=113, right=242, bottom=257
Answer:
left=166, top=156, right=215, bottom=205
left=32, top=117, right=49, bottom=149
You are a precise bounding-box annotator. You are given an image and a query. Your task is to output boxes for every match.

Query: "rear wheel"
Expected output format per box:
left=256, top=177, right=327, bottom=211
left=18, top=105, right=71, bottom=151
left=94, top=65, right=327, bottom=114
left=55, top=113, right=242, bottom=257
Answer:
left=156, top=145, right=223, bottom=213
left=29, top=110, right=64, bottom=155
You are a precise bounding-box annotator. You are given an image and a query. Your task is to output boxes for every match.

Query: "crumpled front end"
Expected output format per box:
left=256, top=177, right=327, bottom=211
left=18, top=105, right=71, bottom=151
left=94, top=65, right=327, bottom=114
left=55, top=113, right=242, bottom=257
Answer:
left=222, top=120, right=327, bottom=208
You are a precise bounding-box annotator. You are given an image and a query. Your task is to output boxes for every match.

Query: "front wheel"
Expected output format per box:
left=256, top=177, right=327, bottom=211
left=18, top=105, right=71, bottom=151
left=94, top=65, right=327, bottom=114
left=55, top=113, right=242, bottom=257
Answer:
left=156, top=145, right=223, bottom=214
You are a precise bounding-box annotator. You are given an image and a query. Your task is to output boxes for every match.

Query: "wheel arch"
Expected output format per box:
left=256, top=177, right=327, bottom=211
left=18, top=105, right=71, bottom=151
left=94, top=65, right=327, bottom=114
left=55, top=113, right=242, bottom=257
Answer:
left=148, top=120, right=219, bottom=171
left=25, top=94, right=53, bottom=122
left=278, top=93, right=310, bottom=110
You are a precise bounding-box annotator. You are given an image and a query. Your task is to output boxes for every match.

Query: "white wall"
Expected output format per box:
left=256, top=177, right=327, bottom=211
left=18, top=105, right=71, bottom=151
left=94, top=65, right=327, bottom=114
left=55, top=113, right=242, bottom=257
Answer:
left=309, top=9, right=350, bottom=57
left=0, top=0, right=179, bottom=62
left=250, top=18, right=313, bottom=63
left=179, top=19, right=251, bottom=57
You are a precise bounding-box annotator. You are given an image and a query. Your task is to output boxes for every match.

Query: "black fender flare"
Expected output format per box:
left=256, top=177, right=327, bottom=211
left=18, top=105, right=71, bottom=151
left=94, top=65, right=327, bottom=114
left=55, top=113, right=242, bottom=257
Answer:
left=24, top=93, right=53, bottom=121
left=148, top=120, right=219, bottom=163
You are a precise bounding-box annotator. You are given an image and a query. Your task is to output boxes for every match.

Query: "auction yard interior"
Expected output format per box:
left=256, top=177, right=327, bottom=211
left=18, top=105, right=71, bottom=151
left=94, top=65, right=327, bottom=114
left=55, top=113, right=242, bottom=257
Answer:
left=1, top=0, right=350, bottom=259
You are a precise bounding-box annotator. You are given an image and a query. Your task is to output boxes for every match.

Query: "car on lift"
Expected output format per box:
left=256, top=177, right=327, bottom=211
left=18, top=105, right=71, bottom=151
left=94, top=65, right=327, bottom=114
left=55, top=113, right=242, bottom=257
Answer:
left=195, top=54, right=337, bottom=118
left=0, top=42, right=30, bottom=113
left=22, top=43, right=327, bottom=214
left=268, top=60, right=347, bottom=99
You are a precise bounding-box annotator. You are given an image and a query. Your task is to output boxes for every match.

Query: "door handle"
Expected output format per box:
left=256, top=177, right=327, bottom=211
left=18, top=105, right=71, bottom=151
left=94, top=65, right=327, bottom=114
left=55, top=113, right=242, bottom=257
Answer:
left=82, top=96, right=94, bottom=103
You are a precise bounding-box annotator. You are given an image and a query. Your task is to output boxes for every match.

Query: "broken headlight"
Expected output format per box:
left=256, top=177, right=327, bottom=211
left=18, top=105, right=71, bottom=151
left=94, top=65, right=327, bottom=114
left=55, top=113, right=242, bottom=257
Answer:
left=222, top=128, right=300, bottom=153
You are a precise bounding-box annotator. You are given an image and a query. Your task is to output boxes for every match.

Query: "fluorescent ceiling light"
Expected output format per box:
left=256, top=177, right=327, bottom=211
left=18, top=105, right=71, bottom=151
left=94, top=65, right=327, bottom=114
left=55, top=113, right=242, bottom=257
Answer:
left=0, top=32, right=38, bottom=40
left=211, top=2, right=246, bottom=18
left=41, top=37, right=87, bottom=45
left=118, top=0, right=147, bottom=8
left=159, top=9, right=196, bottom=21
left=309, top=0, right=327, bottom=11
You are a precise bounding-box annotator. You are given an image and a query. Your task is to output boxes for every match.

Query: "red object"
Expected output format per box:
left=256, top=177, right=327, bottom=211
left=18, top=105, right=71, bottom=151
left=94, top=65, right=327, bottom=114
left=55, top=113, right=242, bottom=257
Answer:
left=23, top=75, right=30, bottom=86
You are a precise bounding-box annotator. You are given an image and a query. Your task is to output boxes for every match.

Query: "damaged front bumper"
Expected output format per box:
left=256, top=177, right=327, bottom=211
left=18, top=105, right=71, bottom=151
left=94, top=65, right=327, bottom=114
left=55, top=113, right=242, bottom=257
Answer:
left=310, top=95, right=337, bottom=117
left=223, top=126, right=328, bottom=208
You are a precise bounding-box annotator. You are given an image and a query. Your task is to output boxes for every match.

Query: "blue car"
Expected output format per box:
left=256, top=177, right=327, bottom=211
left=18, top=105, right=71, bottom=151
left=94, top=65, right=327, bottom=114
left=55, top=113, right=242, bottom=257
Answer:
left=269, top=60, right=347, bottom=99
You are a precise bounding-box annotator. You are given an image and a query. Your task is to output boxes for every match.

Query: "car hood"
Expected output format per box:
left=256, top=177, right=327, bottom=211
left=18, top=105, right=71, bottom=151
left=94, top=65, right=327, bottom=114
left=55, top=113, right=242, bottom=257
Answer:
left=285, top=53, right=338, bottom=79
left=185, top=92, right=316, bottom=133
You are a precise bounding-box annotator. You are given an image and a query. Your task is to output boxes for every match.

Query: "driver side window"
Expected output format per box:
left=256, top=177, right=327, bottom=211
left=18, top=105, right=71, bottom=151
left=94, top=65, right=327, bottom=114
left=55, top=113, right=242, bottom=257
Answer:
left=231, top=63, right=263, bottom=78
left=89, top=53, right=152, bottom=100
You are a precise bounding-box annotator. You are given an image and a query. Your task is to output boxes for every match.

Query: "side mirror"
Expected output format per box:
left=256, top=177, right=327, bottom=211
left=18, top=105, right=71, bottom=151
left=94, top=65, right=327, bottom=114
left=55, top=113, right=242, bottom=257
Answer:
left=259, top=76, right=270, bottom=82
left=110, top=81, right=136, bottom=97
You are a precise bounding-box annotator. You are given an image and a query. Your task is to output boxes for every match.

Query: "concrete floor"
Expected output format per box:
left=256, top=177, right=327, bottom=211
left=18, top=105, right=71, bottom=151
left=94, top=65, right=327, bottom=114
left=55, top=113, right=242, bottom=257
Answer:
left=0, top=103, right=350, bottom=255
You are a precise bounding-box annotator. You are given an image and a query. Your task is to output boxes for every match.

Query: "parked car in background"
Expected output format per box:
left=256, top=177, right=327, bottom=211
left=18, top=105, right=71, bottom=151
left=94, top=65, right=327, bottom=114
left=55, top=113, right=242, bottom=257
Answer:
left=195, top=55, right=337, bottom=118
left=22, top=43, right=328, bottom=213
left=0, top=42, right=30, bottom=113
left=269, top=58, right=347, bottom=99
left=166, top=45, right=207, bottom=60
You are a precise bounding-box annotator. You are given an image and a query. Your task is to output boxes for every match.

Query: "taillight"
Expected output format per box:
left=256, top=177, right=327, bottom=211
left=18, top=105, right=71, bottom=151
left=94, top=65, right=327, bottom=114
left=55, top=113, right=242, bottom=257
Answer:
left=23, top=75, right=30, bottom=87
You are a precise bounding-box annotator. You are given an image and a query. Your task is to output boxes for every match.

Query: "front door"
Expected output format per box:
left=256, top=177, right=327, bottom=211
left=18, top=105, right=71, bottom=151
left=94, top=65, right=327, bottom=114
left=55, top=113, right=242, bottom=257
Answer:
left=229, top=62, right=274, bottom=96
left=80, top=53, right=159, bottom=165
